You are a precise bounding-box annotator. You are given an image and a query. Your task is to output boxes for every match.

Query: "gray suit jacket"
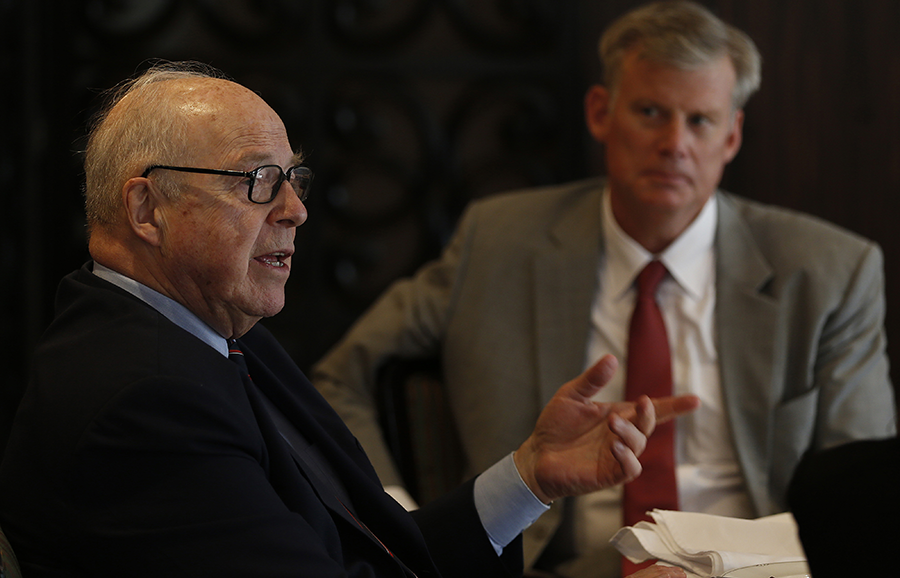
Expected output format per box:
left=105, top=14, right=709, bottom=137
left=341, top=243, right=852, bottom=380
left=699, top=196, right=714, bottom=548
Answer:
left=313, top=178, right=896, bottom=565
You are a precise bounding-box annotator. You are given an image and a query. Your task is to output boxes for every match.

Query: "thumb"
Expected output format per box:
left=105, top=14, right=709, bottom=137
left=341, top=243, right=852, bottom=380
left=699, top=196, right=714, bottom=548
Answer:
left=567, top=354, right=618, bottom=400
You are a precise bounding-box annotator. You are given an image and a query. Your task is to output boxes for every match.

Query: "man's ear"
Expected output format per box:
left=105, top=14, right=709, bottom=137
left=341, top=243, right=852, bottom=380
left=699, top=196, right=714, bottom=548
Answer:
left=723, top=108, right=745, bottom=163
left=123, top=178, right=163, bottom=246
left=584, top=84, right=612, bottom=143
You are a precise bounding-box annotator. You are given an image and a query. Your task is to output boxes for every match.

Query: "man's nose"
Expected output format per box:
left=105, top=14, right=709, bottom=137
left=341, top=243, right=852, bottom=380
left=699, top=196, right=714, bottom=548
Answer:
left=657, top=118, right=690, bottom=157
left=270, top=180, right=308, bottom=227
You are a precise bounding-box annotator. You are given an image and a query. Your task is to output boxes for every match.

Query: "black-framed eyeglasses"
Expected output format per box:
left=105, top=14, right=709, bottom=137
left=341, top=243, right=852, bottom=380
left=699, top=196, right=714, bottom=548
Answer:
left=141, top=164, right=313, bottom=204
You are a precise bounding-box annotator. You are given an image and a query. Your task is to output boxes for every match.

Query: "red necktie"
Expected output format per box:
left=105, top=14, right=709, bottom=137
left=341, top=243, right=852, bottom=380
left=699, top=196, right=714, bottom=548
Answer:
left=621, top=261, right=678, bottom=576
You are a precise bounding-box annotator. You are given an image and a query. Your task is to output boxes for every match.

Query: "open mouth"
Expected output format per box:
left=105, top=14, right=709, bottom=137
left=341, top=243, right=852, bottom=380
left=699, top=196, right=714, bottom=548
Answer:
left=255, top=252, right=289, bottom=268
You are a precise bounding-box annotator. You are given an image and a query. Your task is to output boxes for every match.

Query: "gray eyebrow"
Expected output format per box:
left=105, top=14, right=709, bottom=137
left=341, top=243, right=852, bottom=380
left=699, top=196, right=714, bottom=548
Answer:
left=289, top=151, right=305, bottom=167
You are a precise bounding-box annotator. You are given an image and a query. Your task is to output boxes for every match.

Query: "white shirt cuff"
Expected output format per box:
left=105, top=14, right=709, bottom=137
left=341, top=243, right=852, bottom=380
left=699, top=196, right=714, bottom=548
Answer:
left=474, top=452, right=550, bottom=555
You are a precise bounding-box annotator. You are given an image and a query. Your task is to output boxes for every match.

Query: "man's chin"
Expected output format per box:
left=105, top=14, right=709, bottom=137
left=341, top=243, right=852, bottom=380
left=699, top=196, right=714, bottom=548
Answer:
left=636, top=189, right=691, bottom=211
left=234, top=293, right=286, bottom=330
left=258, top=298, right=285, bottom=319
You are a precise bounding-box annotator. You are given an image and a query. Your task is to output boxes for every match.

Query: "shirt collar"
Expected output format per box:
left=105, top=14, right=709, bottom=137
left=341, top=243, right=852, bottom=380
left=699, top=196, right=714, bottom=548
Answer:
left=601, top=189, right=717, bottom=301
left=92, top=262, right=230, bottom=357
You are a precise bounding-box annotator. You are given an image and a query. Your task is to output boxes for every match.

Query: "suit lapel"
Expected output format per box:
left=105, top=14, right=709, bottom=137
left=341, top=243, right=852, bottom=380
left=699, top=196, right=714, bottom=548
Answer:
left=232, top=361, right=365, bottom=528
left=534, top=183, right=604, bottom=405
left=235, top=333, right=436, bottom=575
left=715, top=194, right=780, bottom=514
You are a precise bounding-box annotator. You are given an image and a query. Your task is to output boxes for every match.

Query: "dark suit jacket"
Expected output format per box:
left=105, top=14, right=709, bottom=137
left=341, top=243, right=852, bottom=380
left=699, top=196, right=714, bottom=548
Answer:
left=788, top=436, right=899, bottom=578
left=0, top=264, right=522, bottom=578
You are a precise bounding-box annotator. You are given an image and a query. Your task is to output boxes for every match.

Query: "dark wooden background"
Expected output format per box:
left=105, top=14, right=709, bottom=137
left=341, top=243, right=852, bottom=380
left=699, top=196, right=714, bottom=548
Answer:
left=2, top=0, right=899, bottom=451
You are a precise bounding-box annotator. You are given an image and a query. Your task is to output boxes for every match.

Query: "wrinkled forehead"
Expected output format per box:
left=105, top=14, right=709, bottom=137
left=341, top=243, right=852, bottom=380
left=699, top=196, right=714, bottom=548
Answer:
left=166, top=78, right=256, bottom=114
left=613, top=50, right=737, bottom=104
left=615, top=45, right=740, bottom=108
left=157, top=78, right=289, bottom=165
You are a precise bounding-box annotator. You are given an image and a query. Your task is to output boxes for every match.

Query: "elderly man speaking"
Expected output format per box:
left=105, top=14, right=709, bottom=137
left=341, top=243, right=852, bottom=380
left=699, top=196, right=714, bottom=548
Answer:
left=0, top=62, right=697, bottom=578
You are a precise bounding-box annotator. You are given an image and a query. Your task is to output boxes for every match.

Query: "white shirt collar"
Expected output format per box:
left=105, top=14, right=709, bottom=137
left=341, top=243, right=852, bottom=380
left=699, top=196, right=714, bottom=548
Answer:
left=601, top=189, right=717, bottom=301
left=92, top=262, right=229, bottom=357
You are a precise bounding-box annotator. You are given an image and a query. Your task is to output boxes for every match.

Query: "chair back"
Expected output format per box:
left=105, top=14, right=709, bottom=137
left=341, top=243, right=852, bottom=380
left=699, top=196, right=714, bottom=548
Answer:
left=376, top=357, right=465, bottom=506
left=0, top=524, right=22, bottom=578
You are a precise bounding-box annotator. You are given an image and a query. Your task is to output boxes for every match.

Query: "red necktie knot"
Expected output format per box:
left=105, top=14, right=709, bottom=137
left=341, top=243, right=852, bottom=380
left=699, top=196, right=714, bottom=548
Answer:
left=636, top=260, right=667, bottom=299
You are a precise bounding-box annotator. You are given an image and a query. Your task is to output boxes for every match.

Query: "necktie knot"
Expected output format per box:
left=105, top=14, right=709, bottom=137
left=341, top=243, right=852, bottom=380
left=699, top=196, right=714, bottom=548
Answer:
left=228, top=340, right=250, bottom=377
left=636, top=260, right=667, bottom=298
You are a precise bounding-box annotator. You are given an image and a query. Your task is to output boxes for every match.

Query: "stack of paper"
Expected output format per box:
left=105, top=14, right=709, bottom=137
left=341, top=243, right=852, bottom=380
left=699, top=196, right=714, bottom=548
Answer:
left=610, top=510, right=806, bottom=577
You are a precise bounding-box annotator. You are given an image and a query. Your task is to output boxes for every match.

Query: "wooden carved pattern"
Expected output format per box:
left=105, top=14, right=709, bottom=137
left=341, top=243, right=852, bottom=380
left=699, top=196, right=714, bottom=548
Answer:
left=7, top=0, right=578, bottom=371
left=3, top=0, right=899, bottom=453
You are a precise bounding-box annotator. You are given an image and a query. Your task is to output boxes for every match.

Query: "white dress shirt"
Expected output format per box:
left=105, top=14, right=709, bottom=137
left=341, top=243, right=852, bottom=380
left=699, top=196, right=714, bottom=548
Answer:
left=573, top=192, right=755, bottom=574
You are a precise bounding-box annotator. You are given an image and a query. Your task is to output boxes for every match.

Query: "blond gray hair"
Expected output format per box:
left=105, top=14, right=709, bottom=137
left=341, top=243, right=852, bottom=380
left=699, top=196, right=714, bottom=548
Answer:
left=600, top=0, right=761, bottom=109
left=83, top=61, right=227, bottom=231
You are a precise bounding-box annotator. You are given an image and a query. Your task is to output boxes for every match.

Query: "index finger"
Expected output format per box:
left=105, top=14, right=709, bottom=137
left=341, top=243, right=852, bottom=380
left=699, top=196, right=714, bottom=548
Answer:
left=652, top=395, right=701, bottom=423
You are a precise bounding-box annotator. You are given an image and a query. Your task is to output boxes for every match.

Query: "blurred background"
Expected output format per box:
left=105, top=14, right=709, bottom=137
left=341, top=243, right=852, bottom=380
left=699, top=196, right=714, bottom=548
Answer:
left=2, top=0, right=899, bottom=452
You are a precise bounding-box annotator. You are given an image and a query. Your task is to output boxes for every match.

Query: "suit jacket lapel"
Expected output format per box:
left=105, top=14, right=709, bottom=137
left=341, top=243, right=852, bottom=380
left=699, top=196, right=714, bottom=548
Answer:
left=232, top=359, right=364, bottom=527
left=236, top=333, right=436, bottom=575
left=534, top=182, right=604, bottom=405
left=715, top=193, right=780, bottom=515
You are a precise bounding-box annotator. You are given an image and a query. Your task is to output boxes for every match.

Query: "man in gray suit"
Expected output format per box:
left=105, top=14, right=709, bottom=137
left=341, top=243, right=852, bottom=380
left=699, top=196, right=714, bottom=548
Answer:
left=313, top=1, right=897, bottom=576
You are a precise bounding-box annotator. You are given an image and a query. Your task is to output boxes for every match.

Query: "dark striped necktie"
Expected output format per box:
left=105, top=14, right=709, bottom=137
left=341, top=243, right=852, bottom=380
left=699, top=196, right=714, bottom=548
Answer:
left=228, top=341, right=250, bottom=378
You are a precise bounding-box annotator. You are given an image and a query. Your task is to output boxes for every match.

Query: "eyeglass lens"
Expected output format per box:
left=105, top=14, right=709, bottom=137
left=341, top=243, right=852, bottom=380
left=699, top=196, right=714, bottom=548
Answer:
left=252, top=166, right=311, bottom=204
